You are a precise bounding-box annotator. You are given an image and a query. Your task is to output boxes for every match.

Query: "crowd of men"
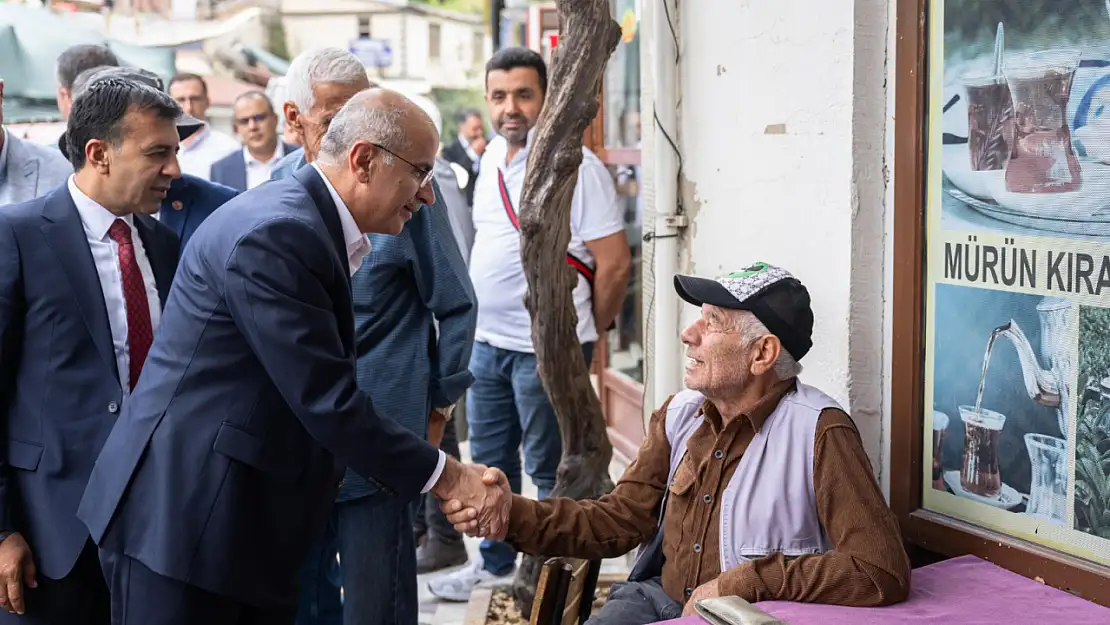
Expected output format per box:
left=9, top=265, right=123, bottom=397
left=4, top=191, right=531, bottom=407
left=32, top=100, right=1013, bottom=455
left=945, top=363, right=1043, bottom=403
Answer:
left=0, top=39, right=911, bottom=625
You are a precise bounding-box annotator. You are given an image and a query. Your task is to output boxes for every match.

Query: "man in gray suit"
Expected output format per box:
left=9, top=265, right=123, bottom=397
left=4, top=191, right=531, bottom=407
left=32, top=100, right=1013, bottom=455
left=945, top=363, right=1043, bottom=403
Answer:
left=0, top=80, right=72, bottom=206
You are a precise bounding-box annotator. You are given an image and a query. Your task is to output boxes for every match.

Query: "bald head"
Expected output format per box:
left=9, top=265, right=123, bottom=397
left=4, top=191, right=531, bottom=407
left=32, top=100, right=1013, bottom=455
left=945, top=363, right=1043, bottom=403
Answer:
left=318, top=88, right=438, bottom=167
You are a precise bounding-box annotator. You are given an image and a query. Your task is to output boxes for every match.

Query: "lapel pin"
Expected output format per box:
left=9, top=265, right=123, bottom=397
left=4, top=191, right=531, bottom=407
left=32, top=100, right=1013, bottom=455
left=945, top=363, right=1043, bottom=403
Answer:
left=172, top=200, right=184, bottom=211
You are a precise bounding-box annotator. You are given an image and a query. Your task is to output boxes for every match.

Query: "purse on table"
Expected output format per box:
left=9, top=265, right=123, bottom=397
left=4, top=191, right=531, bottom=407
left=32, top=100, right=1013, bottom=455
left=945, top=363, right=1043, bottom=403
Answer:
left=693, top=596, right=788, bottom=625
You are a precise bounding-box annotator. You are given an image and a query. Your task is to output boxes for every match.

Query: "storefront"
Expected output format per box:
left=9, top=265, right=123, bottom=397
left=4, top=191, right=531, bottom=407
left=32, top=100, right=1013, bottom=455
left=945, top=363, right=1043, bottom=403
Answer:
left=526, top=1, right=646, bottom=461
left=893, top=0, right=1110, bottom=603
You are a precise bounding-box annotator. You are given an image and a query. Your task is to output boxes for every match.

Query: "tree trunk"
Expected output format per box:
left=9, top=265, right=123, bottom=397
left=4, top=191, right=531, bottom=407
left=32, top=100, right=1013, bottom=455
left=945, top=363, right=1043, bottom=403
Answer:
left=512, top=1, right=621, bottom=617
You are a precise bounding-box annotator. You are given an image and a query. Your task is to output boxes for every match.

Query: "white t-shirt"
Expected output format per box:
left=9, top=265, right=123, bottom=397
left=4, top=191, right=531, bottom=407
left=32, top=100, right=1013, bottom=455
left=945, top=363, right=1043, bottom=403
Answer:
left=469, top=132, right=623, bottom=353
left=178, top=125, right=240, bottom=180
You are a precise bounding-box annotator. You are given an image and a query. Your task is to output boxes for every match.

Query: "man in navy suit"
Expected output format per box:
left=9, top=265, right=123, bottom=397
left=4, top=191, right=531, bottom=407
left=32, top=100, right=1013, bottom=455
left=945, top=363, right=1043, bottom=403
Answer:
left=78, top=88, right=510, bottom=625
left=63, top=66, right=241, bottom=253
left=0, top=77, right=184, bottom=624
left=211, top=91, right=295, bottom=191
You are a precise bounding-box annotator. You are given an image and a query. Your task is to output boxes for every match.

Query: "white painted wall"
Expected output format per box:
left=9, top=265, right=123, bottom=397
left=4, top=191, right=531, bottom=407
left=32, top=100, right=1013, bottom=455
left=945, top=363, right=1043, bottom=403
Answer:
left=644, top=0, right=895, bottom=487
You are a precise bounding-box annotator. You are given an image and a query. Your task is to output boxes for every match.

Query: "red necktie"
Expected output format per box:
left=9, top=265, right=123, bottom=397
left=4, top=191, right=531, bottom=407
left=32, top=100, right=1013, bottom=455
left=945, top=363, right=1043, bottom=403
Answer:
left=107, top=219, right=154, bottom=391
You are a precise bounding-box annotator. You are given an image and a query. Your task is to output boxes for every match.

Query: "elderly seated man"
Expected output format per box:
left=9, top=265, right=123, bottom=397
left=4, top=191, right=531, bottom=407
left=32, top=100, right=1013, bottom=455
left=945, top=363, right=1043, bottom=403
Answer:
left=448, top=262, right=911, bottom=624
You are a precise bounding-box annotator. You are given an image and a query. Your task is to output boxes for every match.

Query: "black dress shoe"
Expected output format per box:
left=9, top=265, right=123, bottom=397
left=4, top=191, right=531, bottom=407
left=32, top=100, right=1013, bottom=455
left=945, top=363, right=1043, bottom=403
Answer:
left=416, top=537, right=468, bottom=574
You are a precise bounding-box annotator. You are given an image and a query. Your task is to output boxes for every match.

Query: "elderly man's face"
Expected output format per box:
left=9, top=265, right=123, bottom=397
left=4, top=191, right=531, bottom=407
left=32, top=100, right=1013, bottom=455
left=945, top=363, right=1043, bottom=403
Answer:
left=681, top=306, right=758, bottom=395
left=92, top=106, right=181, bottom=214
left=292, top=80, right=371, bottom=162
left=347, top=117, right=438, bottom=235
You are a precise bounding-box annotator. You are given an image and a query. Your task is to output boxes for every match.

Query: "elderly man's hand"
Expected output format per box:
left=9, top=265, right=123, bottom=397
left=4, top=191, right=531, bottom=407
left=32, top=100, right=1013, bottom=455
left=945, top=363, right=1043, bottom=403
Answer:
left=432, top=459, right=510, bottom=539
left=682, top=579, right=720, bottom=616
left=441, top=466, right=511, bottom=539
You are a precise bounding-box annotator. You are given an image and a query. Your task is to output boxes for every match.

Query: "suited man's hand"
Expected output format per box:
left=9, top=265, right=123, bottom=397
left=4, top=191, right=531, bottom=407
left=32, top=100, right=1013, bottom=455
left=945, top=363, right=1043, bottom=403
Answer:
left=441, top=467, right=511, bottom=538
left=433, top=459, right=510, bottom=539
left=0, top=533, right=36, bottom=615
left=427, top=410, right=446, bottom=448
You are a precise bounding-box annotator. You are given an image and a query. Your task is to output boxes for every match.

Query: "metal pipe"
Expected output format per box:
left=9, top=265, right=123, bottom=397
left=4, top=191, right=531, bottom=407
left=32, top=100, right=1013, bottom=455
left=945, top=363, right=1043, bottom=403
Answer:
left=650, top=0, right=683, bottom=407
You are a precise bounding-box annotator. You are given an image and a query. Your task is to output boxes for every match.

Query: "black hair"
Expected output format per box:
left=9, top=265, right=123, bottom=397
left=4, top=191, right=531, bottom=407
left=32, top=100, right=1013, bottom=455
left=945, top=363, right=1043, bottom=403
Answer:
left=168, top=72, right=208, bottom=97
left=56, top=45, right=120, bottom=90
left=485, top=47, right=547, bottom=93
left=65, top=78, right=182, bottom=170
left=456, top=108, right=483, bottom=124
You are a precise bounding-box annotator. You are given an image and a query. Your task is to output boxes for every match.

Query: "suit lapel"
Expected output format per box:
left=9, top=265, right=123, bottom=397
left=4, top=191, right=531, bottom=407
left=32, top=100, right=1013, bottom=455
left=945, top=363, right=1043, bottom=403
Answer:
left=39, top=187, right=119, bottom=383
left=134, top=215, right=174, bottom=307
left=291, top=166, right=354, bottom=345
left=6, top=139, right=41, bottom=202
left=293, top=166, right=347, bottom=279
left=231, top=156, right=248, bottom=192
left=159, top=178, right=191, bottom=239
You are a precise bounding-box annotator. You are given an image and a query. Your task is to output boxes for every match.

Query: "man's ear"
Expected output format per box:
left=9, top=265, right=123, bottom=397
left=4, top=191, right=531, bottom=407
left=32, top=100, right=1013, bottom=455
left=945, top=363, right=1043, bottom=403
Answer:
left=85, top=138, right=112, bottom=173
left=283, top=102, right=302, bottom=133
left=749, top=335, right=782, bottom=377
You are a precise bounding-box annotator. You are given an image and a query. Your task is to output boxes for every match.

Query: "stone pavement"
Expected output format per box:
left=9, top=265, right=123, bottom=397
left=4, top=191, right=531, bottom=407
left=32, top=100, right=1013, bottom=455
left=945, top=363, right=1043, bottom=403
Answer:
left=416, top=441, right=632, bottom=625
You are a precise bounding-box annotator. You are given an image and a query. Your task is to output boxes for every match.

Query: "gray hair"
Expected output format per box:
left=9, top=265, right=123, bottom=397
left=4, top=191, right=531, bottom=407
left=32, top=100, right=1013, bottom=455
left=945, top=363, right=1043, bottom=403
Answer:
left=736, top=311, right=804, bottom=380
left=316, top=91, right=409, bottom=167
left=285, top=48, right=368, bottom=113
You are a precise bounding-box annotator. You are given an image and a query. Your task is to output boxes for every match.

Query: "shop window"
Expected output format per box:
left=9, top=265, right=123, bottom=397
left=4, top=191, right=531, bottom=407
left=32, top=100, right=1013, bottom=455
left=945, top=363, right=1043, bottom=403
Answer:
left=892, top=0, right=1110, bottom=602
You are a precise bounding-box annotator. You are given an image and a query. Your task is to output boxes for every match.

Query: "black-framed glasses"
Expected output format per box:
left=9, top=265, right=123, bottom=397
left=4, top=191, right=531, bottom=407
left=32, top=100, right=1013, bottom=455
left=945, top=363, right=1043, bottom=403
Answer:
left=372, top=143, right=434, bottom=188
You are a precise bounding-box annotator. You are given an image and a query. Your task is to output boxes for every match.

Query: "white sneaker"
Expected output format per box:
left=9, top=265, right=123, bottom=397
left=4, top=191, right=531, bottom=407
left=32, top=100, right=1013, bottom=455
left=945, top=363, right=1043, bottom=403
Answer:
left=427, top=560, right=514, bottom=602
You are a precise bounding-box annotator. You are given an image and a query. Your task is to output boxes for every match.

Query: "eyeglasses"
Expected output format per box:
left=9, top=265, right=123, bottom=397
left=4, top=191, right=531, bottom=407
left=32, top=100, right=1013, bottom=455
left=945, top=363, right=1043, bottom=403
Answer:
left=372, top=143, right=434, bottom=188
left=235, top=112, right=272, bottom=126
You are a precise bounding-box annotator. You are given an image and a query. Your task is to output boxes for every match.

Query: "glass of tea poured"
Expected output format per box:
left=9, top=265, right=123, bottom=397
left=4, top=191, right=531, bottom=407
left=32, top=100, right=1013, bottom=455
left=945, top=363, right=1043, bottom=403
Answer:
left=958, top=405, right=1007, bottom=498
left=1003, top=48, right=1082, bottom=193
left=965, top=74, right=1014, bottom=171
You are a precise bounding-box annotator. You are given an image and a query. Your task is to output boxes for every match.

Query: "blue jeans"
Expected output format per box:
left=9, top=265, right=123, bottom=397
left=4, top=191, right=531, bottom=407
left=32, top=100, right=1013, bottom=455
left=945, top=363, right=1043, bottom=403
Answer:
left=467, top=340, right=594, bottom=576
left=295, top=495, right=418, bottom=625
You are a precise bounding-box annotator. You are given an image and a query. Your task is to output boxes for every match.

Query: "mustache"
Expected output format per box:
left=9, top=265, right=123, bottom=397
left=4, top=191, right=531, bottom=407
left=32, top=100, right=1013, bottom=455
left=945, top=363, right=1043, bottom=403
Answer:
left=498, top=114, right=527, bottom=125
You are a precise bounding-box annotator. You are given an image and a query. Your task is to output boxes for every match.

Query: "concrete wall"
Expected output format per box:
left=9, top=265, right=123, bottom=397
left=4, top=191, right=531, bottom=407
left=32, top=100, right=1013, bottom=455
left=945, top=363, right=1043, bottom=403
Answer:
left=647, top=0, right=896, bottom=486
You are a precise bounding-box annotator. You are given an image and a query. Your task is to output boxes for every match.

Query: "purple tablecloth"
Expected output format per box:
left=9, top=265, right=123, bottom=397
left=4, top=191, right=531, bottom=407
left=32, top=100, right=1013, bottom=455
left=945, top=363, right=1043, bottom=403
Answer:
left=656, top=555, right=1110, bottom=624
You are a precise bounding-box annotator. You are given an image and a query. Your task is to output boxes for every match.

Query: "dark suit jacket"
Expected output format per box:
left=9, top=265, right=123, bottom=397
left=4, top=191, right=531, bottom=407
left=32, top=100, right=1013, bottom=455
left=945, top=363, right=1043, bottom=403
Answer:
left=78, top=166, right=441, bottom=608
left=158, top=174, right=238, bottom=254
left=442, top=138, right=478, bottom=206
left=209, top=142, right=296, bottom=191
left=0, top=187, right=178, bottom=581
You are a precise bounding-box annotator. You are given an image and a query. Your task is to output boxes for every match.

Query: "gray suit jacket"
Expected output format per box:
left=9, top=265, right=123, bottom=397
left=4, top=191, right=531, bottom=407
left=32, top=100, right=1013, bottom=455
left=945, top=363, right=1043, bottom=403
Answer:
left=0, top=129, right=73, bottom=205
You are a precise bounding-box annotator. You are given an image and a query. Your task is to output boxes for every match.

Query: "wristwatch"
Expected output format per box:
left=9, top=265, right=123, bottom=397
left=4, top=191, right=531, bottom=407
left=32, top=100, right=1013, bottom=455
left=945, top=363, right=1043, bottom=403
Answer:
left=433, top=403, right=456, bottom=421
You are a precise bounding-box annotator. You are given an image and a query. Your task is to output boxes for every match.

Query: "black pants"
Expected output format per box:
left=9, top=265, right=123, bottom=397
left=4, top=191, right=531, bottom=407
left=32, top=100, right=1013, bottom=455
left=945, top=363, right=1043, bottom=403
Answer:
left=585, top=578, right=683, bottom=625
left=413, top=415, right=464, bottom=545
left=0, top=540, right=109, bottom=625
left=99, top=549, right=296, bottom=625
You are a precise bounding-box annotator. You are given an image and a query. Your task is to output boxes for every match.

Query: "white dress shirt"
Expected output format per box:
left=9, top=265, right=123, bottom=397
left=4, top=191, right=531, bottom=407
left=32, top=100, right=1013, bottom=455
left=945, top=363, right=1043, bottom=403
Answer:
left=244, top=142, right=286, bottom=190
left=309, top=164, right=447, bottom=493
left=67, top=177, right=162, bottom=392
left=178, top=125, right=241, bottom=180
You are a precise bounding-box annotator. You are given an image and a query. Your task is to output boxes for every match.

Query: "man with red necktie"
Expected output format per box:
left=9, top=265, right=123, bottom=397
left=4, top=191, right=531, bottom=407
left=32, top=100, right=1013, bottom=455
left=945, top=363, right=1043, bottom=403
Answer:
left=0, top=75, right=186, bottom=625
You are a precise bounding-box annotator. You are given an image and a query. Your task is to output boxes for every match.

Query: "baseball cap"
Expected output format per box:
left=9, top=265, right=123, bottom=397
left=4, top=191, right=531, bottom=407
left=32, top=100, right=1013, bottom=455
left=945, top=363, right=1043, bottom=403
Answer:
left=674, top=262, right=814, bottom=360
left=72, top=66, right=204, bottom=139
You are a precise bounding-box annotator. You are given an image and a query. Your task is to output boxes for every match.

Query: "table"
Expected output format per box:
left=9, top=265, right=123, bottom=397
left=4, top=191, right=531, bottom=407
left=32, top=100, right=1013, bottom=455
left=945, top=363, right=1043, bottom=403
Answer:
left=656, top=555, right=1110, bottom=624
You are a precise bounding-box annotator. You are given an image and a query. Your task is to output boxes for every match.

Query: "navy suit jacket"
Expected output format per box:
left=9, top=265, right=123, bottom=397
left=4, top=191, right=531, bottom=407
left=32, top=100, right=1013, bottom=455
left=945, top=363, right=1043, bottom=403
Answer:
left=158, top=174, right=239, bottom=253
left=209, top=142, right=295, bottom=191
left=78, top=166, right=441, bottom=608
left=0, top=186, right=178, bottom=581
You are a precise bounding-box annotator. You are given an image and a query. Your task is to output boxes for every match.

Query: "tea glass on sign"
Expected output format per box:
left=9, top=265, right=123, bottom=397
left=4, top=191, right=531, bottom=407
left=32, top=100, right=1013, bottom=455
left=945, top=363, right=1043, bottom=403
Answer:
left=959, top=405, right=1006, bottom=498
left=965, top=75, right=1014, bottom=172
left=932, top=411, right=950, bottom=490
left=1003, top=48, right=1082, bottom=193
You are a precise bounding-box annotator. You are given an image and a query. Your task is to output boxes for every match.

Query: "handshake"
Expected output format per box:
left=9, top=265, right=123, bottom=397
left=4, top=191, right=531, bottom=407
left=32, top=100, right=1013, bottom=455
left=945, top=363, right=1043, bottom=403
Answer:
left=432, top=457, right=513, bottom=539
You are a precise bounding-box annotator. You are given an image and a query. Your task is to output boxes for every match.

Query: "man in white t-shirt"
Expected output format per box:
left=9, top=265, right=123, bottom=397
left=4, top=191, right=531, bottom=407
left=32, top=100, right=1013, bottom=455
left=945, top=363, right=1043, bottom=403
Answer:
left=168, top=73, right=241, bottom=180
left=429, top=47, right=631, bottom=601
